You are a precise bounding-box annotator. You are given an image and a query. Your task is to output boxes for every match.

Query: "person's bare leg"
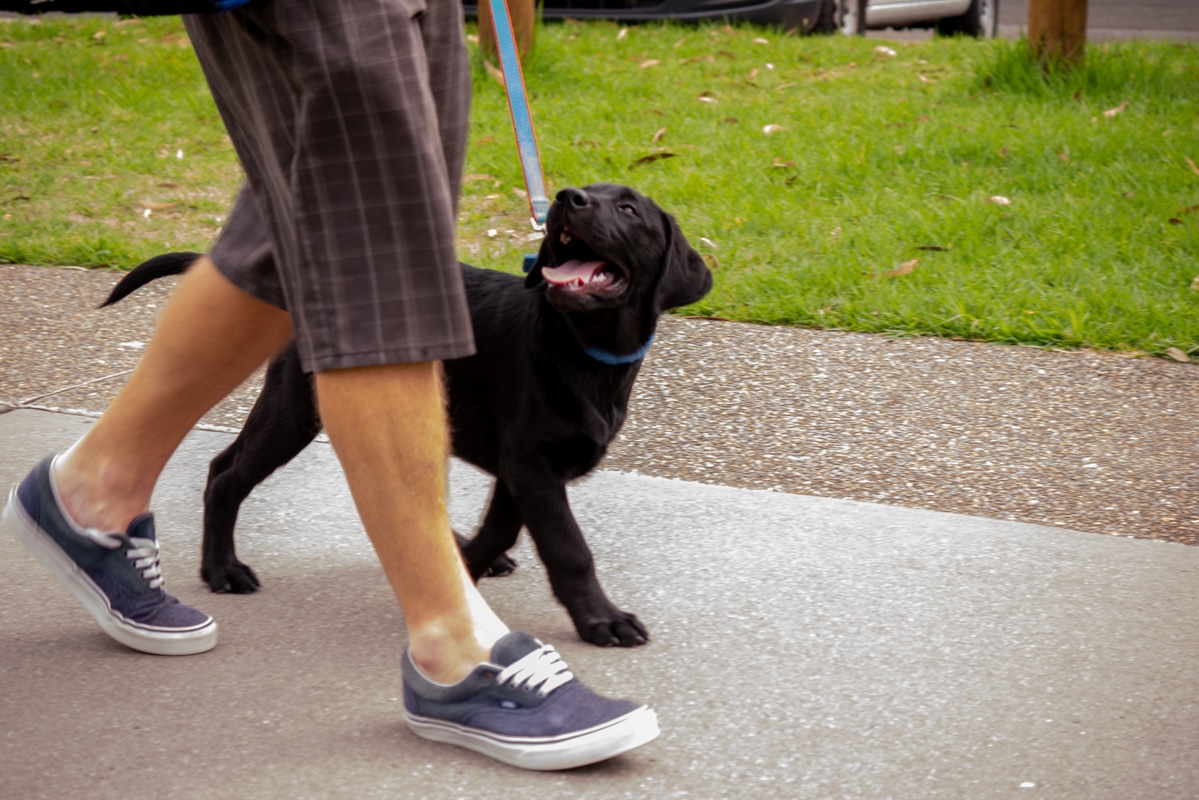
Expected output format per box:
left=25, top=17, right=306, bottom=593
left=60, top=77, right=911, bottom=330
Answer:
left=315, top=362, right=508, bottom=684
left=55, top=256, right=294, bottom=533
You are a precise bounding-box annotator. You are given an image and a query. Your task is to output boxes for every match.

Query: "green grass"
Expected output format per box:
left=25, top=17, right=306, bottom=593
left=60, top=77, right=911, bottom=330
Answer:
left=2, top=16, right=1198, bottom=356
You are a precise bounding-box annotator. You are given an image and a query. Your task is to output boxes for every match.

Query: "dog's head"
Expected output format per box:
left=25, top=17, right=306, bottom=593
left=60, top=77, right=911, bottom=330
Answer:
left=524, top=184, right=712, bottom=317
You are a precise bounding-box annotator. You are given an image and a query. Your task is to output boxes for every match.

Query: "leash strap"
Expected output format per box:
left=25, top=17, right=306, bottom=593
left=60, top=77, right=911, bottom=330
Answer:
left=486, top=0, right=549, bottom=230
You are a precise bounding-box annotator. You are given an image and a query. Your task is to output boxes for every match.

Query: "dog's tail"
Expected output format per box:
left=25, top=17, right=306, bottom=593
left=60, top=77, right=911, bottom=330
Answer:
left=98, top=251, right=202, bottom=308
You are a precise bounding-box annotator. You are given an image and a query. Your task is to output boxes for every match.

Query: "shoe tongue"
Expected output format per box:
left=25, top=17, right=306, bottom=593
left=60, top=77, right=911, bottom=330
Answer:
left=126, top=512, right=157, bottom=541
left=489, top=631, right=542, bottom=666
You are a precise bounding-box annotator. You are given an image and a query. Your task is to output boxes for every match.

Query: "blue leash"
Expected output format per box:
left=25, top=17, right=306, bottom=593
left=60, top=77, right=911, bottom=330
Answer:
left=486, top=0, right=549, bottom=241
left=485, top=4, right=648, bottom=367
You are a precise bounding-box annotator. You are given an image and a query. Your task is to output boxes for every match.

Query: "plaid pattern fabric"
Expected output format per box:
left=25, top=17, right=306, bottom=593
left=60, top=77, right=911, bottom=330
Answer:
left=184, top=0, right=475, bottom=372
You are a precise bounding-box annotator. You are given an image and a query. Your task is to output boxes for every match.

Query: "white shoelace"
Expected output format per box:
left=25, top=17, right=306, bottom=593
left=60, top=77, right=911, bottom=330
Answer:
left=78, top=528, right=164, bottom=589
left=124, top=537, right=165, bottom=590
left=496, top=644, right=575, bottom=698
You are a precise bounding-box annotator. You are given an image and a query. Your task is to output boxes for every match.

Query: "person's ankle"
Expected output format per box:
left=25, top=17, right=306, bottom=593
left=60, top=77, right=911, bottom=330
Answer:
left=408, top=624, right=505, bottom=685
left=51, top=451, right=149, bottom=534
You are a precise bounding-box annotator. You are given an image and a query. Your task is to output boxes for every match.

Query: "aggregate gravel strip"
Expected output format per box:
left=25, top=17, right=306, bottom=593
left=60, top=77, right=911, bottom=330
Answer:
left=2, top=264, right=1196, bottom=545
left=611, top=318, right=1199, bottom=546
left=0, top=264, right=265, bottom=430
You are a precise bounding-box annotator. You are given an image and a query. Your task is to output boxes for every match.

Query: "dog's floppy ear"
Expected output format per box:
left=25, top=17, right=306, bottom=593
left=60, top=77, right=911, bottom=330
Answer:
left=654, top=211, right=713, bottom=313
left=524, top=235, right=556, bottom=288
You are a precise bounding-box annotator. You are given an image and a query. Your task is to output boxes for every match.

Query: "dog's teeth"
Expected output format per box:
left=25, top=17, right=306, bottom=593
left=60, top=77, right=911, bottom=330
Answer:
left=560, top=232, right=572, bottom=245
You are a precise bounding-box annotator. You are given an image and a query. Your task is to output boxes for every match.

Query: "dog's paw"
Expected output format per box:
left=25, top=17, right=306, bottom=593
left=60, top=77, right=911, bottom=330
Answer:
left=579, top=611, right=649, bottom=648
left=481, top=553, right=518, bottom=578
left=456, top=529, right=518, bottom=580
left=201, top=560, right=261, bottom=594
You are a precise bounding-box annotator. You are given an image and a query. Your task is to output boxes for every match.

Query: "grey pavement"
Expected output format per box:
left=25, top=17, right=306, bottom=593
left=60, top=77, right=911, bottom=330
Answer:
left=3, top=410, right=1197, bottom=799
left=2, top=262, right=1198, bottom=798
left=860, top=0, right=1199, bottom=41
left=997, top=0, right=1199, bottom=42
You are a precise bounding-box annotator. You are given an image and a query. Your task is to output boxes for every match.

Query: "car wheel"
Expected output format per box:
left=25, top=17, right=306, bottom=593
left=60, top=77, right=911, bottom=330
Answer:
left=814, top=0, right=866, bottom=36
left=935, top=0, right=998, bottom=38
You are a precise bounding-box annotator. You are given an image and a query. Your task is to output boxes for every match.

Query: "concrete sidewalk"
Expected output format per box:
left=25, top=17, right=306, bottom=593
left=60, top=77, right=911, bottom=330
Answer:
left=2, top=263, right=1198, bottom=797
left=3, top=409, right=1197, bottom=799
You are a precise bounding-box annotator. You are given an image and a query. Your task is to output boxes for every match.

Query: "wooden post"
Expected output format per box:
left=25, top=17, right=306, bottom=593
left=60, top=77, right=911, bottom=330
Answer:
left=478, top=0, right=536, bottom=66
left=1029, top=0, right=1088, bottom=69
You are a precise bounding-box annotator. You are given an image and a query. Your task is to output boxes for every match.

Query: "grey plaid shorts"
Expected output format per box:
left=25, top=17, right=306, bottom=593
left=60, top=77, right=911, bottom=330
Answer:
left=184, top=0, right=475, bottom=372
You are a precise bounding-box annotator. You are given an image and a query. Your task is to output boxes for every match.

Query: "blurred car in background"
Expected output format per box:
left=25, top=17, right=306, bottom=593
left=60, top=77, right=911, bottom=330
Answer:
left=464, top=0, right=997, bottom=38
left=825, top=0, right=997, bottom=37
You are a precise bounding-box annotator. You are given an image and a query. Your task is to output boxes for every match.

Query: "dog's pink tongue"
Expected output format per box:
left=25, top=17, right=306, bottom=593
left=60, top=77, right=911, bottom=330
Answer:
left=542, top=259, right=605, bottom=285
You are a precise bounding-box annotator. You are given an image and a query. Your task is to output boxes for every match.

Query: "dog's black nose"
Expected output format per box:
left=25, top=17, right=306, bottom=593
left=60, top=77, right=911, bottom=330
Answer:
left=558, top=188, right=590, bottom=208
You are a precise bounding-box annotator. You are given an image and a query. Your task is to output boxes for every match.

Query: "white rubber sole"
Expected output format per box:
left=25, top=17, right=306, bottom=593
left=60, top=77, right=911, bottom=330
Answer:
left=404, top=704, right=660, bottom=771
left=3, top=487, right=218, bottom=656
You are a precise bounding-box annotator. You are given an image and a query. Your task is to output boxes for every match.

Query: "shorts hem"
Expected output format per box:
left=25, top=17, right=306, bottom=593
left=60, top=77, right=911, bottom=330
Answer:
left=210, top=248, right=287, bottom=311
left=302, top=342, right=477, bottom=374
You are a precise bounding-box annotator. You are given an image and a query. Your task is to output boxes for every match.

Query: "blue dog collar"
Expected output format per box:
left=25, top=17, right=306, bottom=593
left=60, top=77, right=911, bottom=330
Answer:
left=583, top=334, right=654, bottom=366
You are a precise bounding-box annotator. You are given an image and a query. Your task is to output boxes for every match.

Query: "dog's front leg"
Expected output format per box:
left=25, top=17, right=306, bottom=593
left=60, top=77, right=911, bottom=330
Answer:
left=460, top=480, right=521, bottom=579
left=504, top=469, right=648, bottom=647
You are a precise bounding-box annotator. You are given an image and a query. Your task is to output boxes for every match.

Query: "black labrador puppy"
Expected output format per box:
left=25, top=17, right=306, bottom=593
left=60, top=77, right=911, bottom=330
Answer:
left=102, top=184, right=712, bottom=647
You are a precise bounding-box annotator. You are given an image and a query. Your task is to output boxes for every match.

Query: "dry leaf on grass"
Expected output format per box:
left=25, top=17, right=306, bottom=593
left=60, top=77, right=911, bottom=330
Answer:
left=1190, top=275, right=1199, bottom=292
left=652, top=127, right=667, bottom=143
left=885, top=259, right=920, bottom=278
left=1186, top=156, right=1199, bottom=178
left=1103, top=101, right=1129, bottom=118
left=629, top=152, right=676, bottom=169
left=640, top=59, right=660, bottom=68
left=874, top=46, right=897, bottom=58
left=762, top=124, right=784, bottom=135
left=1166, top=347, right=1192, bottom=363
left=987, top=195, right=1012, bottom=206
left=483, top=58, right=504, bottom=86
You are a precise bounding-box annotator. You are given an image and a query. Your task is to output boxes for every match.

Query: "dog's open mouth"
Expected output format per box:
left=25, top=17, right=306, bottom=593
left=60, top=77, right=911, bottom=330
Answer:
left=542, top=226, right=627, bottom=297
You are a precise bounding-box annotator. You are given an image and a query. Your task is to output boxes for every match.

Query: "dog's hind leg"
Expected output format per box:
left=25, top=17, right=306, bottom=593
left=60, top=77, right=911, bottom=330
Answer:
left=460, top=480, right=522, bottom=581
left=202, top=350, right=321, bottom=593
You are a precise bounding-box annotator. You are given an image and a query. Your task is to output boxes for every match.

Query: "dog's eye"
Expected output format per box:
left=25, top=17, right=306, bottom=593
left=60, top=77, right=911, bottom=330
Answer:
left=618, top=203, right=638, bottom=217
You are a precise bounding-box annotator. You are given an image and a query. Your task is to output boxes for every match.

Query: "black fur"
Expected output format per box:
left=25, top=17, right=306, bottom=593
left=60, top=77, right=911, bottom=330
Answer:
left=102, top=183, right=712, bottom=647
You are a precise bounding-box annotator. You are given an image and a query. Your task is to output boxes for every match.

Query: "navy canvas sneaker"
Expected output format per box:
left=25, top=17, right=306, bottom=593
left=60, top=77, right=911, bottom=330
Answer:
left=3, top=456, right=217, bottom=656
left=403, top=630, right=660, bottom=771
